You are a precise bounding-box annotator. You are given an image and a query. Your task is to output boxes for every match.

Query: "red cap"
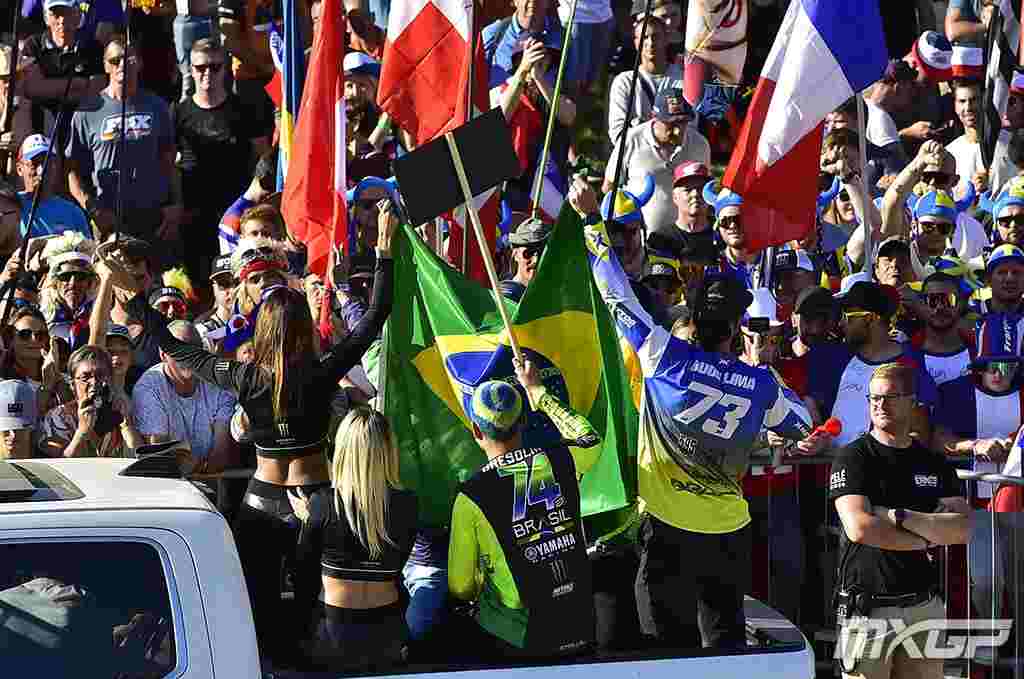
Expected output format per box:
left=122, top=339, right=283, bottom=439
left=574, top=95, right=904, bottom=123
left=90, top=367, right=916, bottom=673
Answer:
left=673, top=161, right=710, bottom=186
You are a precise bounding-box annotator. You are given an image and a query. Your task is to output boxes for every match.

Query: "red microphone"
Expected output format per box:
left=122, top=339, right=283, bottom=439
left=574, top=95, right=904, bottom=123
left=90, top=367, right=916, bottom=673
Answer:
left=815, top=417, right=842, bottom=438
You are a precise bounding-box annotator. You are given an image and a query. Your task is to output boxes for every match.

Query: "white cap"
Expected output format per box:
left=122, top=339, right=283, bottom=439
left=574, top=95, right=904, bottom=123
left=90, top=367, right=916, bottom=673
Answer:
left=837, top=271, right=873, bottom=297
left=0, top=380, right=38, bottom=431
left=19, top=134, right=49, bottom=162
left=342, top=52, right=381, bottom=78
left=743, top=287, right=783, bottom=327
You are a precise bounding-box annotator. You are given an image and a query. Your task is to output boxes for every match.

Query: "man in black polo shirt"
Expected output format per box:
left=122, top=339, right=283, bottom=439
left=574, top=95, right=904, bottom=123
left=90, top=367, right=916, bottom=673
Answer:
left=830, top=362, right=971, bottom=679
left=21, top=0, right=105, bottom=145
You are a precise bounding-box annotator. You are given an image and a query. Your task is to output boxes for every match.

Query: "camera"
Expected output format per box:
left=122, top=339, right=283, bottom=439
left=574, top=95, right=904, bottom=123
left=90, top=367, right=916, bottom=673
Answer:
left=87, top=382, right=124, bottom=437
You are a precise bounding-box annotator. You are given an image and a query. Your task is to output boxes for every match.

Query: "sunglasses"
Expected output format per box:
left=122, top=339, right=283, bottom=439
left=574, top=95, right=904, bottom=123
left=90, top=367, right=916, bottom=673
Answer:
left=867, top=392, right=912, bottom=405
left=922, top=172, right=954, bottom=186
left=998, top=215, right=1024, bottom=229
left=192, top=62, right=224, bottom=73
left=521, top=245, right=545, bottom=259
left=156, top=299, right=186, bottom=316
left=718, top=216, right=742, bottom=229
left=56, top=271, right=94, bottom=284
left=741, top=330, right=783, bottom=346
left=239, top=246, right=279, bottom=266
left=14, top=327, right=49, bottom=342
left=918, top=220, right=953, bottom=236
left=925, top=291, right=958, bottom=309
left=985, top=361, right=1018, bottom=377
left=837, top=190, right=850, bottom=202
left=106, top=55, right=138, bottom=66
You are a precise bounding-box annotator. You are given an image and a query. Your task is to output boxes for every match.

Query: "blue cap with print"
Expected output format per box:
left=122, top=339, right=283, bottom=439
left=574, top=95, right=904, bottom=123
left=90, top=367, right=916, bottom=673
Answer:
left=986, top=243, right=1024, bottom=276
left=993, top=177, right=1024, bottom=220
left=913, top=190, right=957, bottom=222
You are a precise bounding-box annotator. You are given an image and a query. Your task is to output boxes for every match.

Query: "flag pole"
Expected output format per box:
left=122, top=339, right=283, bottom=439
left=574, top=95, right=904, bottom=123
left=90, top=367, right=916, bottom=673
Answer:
left=530, top=0, right=578, bottom=220
left=445, top=132, right=526, bottom=366
left=610, top=0, right=655, bottom=198
left=856, top=92, right=874, bottom=273
left=2, top=0, right=21, bottom=178
left=460, top=0, right=477, bottom=274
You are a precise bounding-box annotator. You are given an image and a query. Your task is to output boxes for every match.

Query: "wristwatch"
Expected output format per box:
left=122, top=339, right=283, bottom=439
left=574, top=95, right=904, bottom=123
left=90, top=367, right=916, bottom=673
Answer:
left=893, top=507, right=907, bottom=528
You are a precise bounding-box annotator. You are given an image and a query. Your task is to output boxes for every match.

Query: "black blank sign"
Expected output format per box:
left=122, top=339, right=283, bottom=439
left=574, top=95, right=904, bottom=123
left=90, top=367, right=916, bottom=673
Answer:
left=393, top=108, right=521, bottom=226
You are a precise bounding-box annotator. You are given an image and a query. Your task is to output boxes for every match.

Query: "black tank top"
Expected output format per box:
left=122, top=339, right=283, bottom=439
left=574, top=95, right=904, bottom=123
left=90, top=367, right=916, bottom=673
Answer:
left=128, top=259, right=393, bottom=456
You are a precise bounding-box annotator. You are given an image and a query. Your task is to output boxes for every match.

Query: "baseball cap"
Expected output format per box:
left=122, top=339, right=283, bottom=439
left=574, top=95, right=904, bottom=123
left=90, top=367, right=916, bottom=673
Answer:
left=986, top=243, right=1024, bottom=276
left=794, top=286, right=836, bottom=317
left=349, top=254, right=375, bottom=281
left=631, top=0, right=671, bottom=18
left=911, top=31, right=953, bottom=84
left=210, top=255, right=233, bottom=281
left=641, top=259, right=679, bottom=282
left=149, top=286, right=187, bottom=309
left=0, top=379, right=38, bottom=431
left=773, top=249, right=815, bottom=274
left=43, top=0, right=77, bottom=10
left=673, top=161, right=710, bottom=187
left=343, top=52, right=381, bottom=79
left=876, top=236, right=911, bottom=260
left=469, top=380, right=523, bottom=440
left=508, top=217, right=552, bottom=247
left=106, top=324, right=132, bottom=342
left=19, top=134, right=49, bottom=162
left=840, top=281, right=898, bottom=318
left=696, top=274, right=753, bottom=323
left=652, top=88, right=693, bottom=123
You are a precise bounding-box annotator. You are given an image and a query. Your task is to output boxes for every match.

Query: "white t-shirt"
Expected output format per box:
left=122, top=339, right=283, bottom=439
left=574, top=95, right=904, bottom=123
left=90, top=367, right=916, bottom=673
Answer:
left=947, top=134, right=984, bottom=188
left=132, top=365, right=237, bottom=460
left=974, top=389, right=1023, bottom=498
left=829, top=356, right=878, bottom=448
left=865, top=100, right=900, bottom=148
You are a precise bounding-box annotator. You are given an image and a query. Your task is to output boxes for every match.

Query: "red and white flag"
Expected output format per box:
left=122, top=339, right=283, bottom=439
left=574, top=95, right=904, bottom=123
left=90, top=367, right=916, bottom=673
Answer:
left=281, top=0, right=348, bottom=277
left=379, top=0, right=477, bottom=145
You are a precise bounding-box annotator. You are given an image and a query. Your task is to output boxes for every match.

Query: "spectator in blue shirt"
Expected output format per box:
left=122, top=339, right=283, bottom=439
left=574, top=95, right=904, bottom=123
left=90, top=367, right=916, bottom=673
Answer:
left=0, top=134, right=90, bottom=240
left=482, top=0, right=573, bottom=90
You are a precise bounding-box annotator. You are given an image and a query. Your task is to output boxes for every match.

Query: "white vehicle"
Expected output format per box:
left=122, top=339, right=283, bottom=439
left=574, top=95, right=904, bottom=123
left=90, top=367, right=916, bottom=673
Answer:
left=0, top=457, right=815, bottom=679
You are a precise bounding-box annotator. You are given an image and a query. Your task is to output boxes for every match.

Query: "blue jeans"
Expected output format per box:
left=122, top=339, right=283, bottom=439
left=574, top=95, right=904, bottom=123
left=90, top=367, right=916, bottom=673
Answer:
left=402, top=563, right=447, bottom=642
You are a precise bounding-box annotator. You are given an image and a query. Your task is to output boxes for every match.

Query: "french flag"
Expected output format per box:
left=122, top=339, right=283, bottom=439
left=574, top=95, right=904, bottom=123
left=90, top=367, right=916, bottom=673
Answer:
left=722, top=0, right=887, bottom=251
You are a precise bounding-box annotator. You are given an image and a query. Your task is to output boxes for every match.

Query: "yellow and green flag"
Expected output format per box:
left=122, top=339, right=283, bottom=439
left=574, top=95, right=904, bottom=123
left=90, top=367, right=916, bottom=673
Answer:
left=383, top=209, right=638, bottom=528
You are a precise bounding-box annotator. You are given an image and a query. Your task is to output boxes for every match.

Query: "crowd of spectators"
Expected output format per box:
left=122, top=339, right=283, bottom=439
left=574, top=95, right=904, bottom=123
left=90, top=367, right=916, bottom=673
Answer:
left=0, top=0, right=1020, bottom=674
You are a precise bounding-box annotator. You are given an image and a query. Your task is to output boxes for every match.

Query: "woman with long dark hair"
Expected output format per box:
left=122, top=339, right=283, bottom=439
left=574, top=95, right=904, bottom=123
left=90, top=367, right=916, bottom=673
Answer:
left=98, top=208, right=397, bottom=664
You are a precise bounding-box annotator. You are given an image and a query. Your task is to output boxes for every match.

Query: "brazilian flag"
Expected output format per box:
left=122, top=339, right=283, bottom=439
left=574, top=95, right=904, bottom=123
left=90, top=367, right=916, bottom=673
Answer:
left=383, top=209, right=638, bottom=529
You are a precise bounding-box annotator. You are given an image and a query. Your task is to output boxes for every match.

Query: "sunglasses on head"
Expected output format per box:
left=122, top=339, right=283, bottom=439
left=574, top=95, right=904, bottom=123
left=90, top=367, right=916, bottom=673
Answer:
left=922, top=172, right=954, bottom=186
left=56, top=271, right=93, bottom=283
left=918, top=220, right=953, bottom=236
left=985, top=360, right=1018, bottom=377
left=998, top=215, right=1024, bottom=229
left=843, top=310, right=877, bottom=322
left=192, top=62, right=224, bottom=73
left=15, top=327, right=49, bottom=342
